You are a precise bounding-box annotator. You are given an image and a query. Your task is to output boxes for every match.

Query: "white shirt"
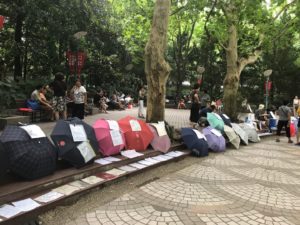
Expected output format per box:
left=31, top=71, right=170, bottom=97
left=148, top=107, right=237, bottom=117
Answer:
left=73, top=86, right=87, bottom=104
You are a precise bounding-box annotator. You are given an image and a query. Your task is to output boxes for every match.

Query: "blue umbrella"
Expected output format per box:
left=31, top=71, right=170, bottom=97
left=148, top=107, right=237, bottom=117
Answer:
left=207, top=113, right=224, bottom=131
left=181, top=128, right=208, bottom=157
left=220, top=114, right=232, bottom=127
left=203, top=126, right=226, bottom=152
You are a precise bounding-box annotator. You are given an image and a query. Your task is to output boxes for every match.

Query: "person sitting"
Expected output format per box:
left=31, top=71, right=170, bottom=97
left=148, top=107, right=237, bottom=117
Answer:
left=39, top=85, right=54, bottom=121
left=177, top=99, right=186, bottom=109
left=110, top=94, right=125, bottom=110
left=198, top=103, right=216, bottom=127
left=99, top=90, right=108, bottom=113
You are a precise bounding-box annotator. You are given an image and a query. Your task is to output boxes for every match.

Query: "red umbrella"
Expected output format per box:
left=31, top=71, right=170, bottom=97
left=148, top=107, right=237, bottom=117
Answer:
left=148, top=124, right=171, bottom=153
left=118, top=116, right=154, bottom=151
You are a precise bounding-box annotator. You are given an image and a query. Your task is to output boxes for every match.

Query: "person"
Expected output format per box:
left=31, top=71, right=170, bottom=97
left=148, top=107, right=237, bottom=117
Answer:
left=276, top=100, right=293, bottom=143
left=31, top=85, right=43, bottom=102
left=189, top=84, right=200, bottom=124
left=70, top=79, right=87, bottom=120
left=177, top=99, right=186, bottom=109
left=198, top=103, right=215, bottom=126
left=99, top=90, right=108, bottom=113
left=39, top=85, right=54, bottom=121
left=138, top=86, right=146, bottom=118
left=49, top=72, right=67, bottom=120
left=200, top=90, right=211, bottom=109
left=295, top=105, right=300, bottom=145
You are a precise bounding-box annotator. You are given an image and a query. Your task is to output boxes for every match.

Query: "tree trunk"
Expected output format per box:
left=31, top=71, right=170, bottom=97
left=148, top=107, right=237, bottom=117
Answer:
left=145, top=0, right=171, bottom=123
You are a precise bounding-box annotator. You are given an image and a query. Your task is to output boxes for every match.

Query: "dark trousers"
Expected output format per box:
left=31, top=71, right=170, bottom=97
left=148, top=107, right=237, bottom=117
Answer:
left=72, top=103, right=84, bottom=119
left=276, top=120, right=290, bottom=138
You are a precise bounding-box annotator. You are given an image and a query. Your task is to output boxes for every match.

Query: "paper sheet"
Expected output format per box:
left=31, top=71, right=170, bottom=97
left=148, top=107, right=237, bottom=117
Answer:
left=106, top=168, right=126, bottom=176
left=223, top=114, right=230, bottom=119
left=211, top=128, right=222, bottom=137
left=94, top=159, right=112, bottom=165
left=69, top=180, right=90, bottom=189
left=81, top=176, right=104, bottom=185
left=138, top=160, right=156, bottom=166
left=192, top=129, right=207, bottom=141
left=151, top=123, right=167, bottom=136
left=103, top=156, right=121, bottom=162
left=129, top=163, right=147, bottom=169
left=110, top=130, right=124, bottom=146
left=144, top=158, right=160, bottom=164
left=21, top=125, right=46, bottom=139
left=0, top=204, right=22, bottom=218
left=69, top=124, right=87, bottom=142
left=77, top=141, right=96, bottom=163
left=12, top=198, right=40, bottom=212
left=52, top=184, right=80, bottom=195
left=129, top=120, right=141, bottom=131
left=118, top=165, right=137, bottom=172
left=121, top=150, right=143, bottom=158
left=151, top=155, right=169, bottom=162
left=96, top=172, right=117, bottom=180
left=107, top=120, right=120, bottom=130
left=270, top=111, right=276, bottom=119
left=213, top=112, right=222, bottom=120
left=35, top=191, right=64, bottom=203
left=165, top=151, right=184, bottom=157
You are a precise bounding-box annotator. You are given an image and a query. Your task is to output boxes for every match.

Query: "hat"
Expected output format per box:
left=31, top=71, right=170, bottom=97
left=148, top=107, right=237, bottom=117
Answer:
left=258, top=104, right=264, bottom=110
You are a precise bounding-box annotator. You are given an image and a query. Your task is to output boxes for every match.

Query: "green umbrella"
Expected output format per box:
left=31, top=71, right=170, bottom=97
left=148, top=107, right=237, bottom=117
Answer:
left=207, top=112, right=224, bottom=132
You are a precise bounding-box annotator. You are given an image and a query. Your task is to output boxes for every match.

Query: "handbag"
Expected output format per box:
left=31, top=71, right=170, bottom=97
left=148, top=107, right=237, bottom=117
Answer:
left=26, top=99, right=40, bottom=110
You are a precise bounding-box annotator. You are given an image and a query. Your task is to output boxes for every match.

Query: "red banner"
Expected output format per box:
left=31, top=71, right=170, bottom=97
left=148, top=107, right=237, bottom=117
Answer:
left=197, top=75, right=203, bottom=85
left=0, top=16, right=5, bottom=29
left=76, top=52, right=86, bottom=76
left=66, top=51, right=76, bottom=74
left=66, top=51, right=86, bottom=76
left=265, top=81, right=272, bottom=91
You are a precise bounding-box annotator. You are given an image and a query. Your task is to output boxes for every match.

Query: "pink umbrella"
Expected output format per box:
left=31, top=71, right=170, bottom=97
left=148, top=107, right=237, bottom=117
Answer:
left=147, top=124, right=171, bottom=153
left=93, top=119, right=126, bottom=156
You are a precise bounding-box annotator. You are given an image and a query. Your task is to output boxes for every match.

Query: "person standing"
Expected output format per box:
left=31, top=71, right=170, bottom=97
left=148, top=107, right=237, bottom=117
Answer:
left=189, top=84, right=200, bottom=124
left=200, top=90, right=211, bottom=109
left=138, top=86, right=146, bottom=118
left=71, top=79, right=87, bottom=120
left=276, top=100, right=293, bottom=143
left=49, top=72, right=67, bottom=120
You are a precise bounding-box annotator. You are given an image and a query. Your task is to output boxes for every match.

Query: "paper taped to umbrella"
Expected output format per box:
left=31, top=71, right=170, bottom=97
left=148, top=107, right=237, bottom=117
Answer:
left=51, top=118, right=98, bottom=168
left=0, top=125, right=57, bottom=180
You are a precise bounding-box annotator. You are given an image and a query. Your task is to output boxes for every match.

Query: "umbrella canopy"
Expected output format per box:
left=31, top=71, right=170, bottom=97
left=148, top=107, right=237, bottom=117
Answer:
left=118, top=116, right=154, bottom=151
left=181, top=128, right=208, bottom=157
left=220, top=114, right=232, bottom=127
left=231, top=123, right=248, bottom=145
left=0, top=142, right=9, bottom=179
left=239, top=123, right=260, bottom=143
left=93, top=119, right=125, bottom=156
left=0, top=125, right=57, bottom=180
left=51, top=118, right=97, bottom=168
left=202, top=126, right=226, bottom=152
left=148, top=123, right=171, bottom=153
left=207, top=112, right=224, bottom=131
left=224, top=125, right=240, bottom=149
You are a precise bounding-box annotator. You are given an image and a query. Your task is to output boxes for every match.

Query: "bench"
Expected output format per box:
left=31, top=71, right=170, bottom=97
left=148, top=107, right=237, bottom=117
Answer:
left=15, top=99, right=42, bottom=123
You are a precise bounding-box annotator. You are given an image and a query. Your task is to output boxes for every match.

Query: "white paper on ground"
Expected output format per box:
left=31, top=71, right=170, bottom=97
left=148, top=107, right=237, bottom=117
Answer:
left=103, top=156, right=121, bottom=162
left=151, top=123, right=167, bottom=136
left=192, top=129, right=207, bottom=141
left=52, top=184, right=80, bottom=195
left=94, top=159, right=112, bottom=165
left=118, top=165, right=137, bottom=172
left=77, top=141, right=96, bottom=163
left=121, top=150, right=143, bottom=158
left=106, top=168, right=126, bottom=176
left=152, top=155, right=169, bottom=162
left=12, top=198, right=40, bottom=212
left=81, top=176, right=104, bottom=185
left=35, top=191, right=64, bottom=203
left=69, top=180, right=90, bottom=189
left=129, top=163, right=147, bottom=169
left=129, top=120, right=141, bottom=131
left=69, top=124, right=87, bottom=142
left=165, top=151, right=184, bottom=157
left=159, top=155, right=173, bottom=160
left=0, top=204, right=22, bottom=218
left=138, top=160, right=156, bottom=166
left=223, top=114, right=230, bottom=119
left=21, top=125, right=46, bottom=139
left=144, top=158, right=160, bottom=164
left=110, top=130, right=123, bottom=146
left=211, top=128, right=222, bottom=137
left=107, top=120, right=120, bottom=130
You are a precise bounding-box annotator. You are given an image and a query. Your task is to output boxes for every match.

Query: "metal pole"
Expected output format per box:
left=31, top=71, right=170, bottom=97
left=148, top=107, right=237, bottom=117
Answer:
left=265, top=76, right=269, bottom=111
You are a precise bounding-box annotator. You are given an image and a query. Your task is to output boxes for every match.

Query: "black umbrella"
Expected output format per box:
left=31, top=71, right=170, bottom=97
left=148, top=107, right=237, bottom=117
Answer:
left=0, top=125, right=57, bottom=180
left=220, top=114, right=232, bottom=127
left=0, top=142, right=9, bottom=179
left=51, top=117, right=98, bottom=168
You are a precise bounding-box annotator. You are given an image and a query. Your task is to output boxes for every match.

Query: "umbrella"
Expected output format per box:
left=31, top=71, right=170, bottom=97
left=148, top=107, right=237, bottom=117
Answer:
left=181, top=128, right=209, bottom=157
left=202, top=126, right=226, bottom=152
left=148, top=123, right=171, bottom=153
left=0, top=142, right=9, bottom=179
left=93, top=119, right=125, bottom=156
left=0, top=125, right=57, bottom=180
left=51, top=118, right=97, bottom=168
left=239, top=123, right=260, bottom=143
left=117, top=116, right=154, bottom=151
left=220, top=114, right=232, bottom=127
left=207, top=112, right=224, bottom=131
left=224, top=125, right=240, bottom=149
left=231, top=123, right=248, bottom=145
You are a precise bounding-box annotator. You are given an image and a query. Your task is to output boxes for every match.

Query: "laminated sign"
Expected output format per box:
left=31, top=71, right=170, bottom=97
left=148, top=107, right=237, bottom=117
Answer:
left=129, top=120, right=141, bottom=131
left=77, top=141, right=95, bottom=163
left=70, top=124, right=87, bottom=142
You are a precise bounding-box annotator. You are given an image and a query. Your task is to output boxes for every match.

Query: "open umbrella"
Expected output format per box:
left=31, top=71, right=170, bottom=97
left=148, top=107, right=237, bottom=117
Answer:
left=0, top=142, right=9, bottom=179
left=220, top=114, right=232, bottom=127
left=51, top=118, right=97, bottom=168
left=118, top=116, right=154, bottom=151
left=202, top=126, right=226, bottom=152
left=148, top=123, right=171, bottom=153
left=231, top=123, right=248, bottom=145
left=239, top=123, right=260, bottom=143
left=224, top=125, right=240, bottom=149
left=0, top=125, right=57, bottom=180
left=93, top=119, right=125, bottom=156
left=207, top=112, right=224, bottom=132
left=181, top=128, right=208, bottom=157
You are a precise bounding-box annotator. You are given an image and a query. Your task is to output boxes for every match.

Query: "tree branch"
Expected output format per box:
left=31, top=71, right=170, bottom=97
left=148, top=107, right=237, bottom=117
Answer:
left=204, top=0, right=218, bottom=40
left=238, top=49, right=262, bottom=74
left=273, top=0, right=296, bottom=21
left=170, top=6, right=185, bottom=16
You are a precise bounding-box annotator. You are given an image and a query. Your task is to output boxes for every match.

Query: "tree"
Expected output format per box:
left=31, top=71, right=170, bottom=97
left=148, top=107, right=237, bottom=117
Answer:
left=145, top=0, right=171, bottom=122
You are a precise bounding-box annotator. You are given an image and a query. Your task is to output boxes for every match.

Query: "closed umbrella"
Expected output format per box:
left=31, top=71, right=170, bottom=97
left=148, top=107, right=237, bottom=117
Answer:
left=93, top=119, right=125, bottom=156
left=202, top=126, right=226, bottom=152
left=148, top=123, right=171, bottom=153
left=0, top=125, right=57, bottom=180
left=239, top=123, right=260, bottom=143
left=181, top=128, right=208, bottom=157
left=207, top=112, right=224, bottom=131
left=118, top=116, right=154, bottom=151
left=224, top=125, right=240, bottom=149
left=51, top=118, right=97, bottom=168
left=231, top=123, right=248, bottom=145
left=220, top=114, right=232, bottom=127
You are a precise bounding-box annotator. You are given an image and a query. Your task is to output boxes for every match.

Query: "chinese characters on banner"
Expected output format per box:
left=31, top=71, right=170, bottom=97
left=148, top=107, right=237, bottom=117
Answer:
left=264, top=81, right=272, bottom=93
left=66, top=51, right=86, bottom=77
left=0, top=16, right=5, bottom=29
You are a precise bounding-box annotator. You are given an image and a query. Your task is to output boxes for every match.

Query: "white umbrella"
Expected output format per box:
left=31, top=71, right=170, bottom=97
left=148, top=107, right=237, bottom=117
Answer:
left=231, top=123, right=248, bottom=145
left=239, top=123, right=260, bottom=143
left=224, top=125, right=240, bottom=149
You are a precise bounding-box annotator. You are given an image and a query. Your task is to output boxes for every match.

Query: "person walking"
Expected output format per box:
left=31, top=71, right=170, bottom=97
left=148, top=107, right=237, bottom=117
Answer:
left=276, top=100, right=293, bottom=143
left=189, top=84, right=200, bottom=124
left=138, top=86, right=146, bottom=118
left=71, top=79, right=87, bottom=120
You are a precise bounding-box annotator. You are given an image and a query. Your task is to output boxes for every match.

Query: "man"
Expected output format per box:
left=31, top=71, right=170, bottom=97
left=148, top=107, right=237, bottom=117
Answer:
left=200, top=90, right=211, bottom=109
left=276, top=100, right=293, bottom=143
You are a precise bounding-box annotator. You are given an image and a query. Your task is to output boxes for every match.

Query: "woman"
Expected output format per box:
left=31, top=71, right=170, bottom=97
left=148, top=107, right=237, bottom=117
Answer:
left=138, top=86, right=146, bottom=118
left=39, top=85, right=54, bottom=121
left=189, top=84, right=200, bottom=124
left=71, top=79, right=87, bottom=119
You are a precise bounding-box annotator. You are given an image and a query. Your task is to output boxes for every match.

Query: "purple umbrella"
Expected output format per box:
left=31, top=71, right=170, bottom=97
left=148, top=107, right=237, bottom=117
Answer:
left=203, top=126, right=226, bottom=152
left=148, top=124, right=171, bottom=153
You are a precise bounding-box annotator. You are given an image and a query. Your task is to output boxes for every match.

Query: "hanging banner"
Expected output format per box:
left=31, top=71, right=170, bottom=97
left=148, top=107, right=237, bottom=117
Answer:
left=66, top=51, right=76, bottom=74
left=264, top=81, right=272, bottom=91
left=197, top=75, right=203, bottom=85
left=76, top=52, right=86, bottom=76
left=0, top=16, right=5, bottom=29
